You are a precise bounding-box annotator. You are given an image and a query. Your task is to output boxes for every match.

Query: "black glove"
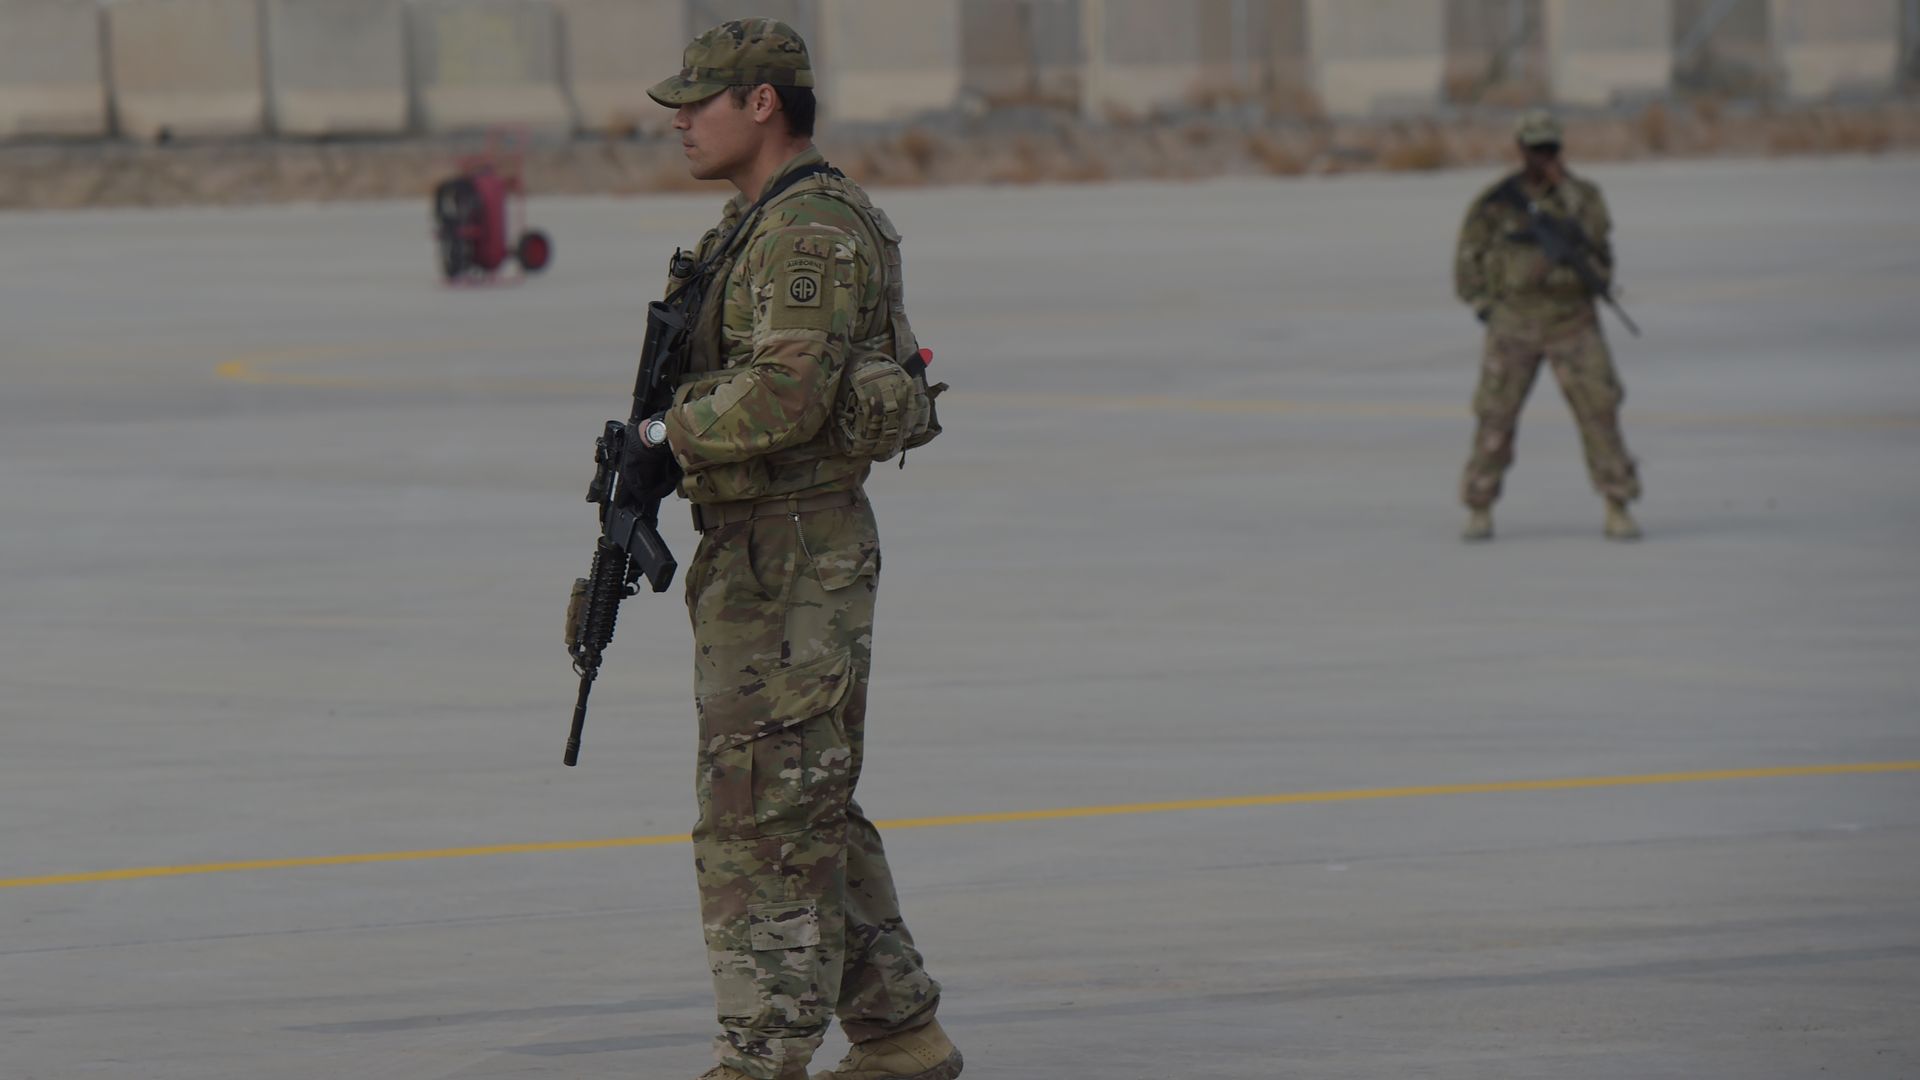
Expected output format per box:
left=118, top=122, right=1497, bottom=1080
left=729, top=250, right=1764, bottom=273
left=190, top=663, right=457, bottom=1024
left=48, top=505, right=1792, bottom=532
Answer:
left=618, top=413, right=680, bottom=498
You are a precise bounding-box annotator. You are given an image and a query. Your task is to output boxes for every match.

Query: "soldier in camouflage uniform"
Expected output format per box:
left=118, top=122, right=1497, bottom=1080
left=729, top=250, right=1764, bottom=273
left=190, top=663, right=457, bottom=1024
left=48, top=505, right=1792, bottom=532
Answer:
left=1455, top=109, right=1642, bottom=541
left=626, top=20, right=961, bottom=1080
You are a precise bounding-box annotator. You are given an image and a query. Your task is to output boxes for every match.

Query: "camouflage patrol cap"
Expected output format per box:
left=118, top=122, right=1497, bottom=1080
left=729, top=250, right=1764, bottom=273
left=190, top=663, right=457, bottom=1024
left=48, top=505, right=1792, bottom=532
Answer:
left=647, top=18, right=815, bottom=107
left=1514, top=108, right=1564, bottom=147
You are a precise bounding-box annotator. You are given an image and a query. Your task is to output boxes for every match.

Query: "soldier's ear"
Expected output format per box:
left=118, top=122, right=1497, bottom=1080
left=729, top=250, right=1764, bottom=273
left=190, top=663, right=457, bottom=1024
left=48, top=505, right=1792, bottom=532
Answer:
left=751, top=84, right=782, bottom=125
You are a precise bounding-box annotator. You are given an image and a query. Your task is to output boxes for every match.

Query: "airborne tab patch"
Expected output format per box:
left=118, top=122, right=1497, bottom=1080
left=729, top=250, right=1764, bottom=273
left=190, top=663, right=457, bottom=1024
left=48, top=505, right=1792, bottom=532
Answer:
left=779, top=255, right=824, bottom=309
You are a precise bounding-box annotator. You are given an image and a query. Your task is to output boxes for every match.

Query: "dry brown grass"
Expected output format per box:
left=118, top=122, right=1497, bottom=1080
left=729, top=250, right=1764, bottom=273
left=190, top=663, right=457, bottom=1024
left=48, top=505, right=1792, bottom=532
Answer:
left=1378, top=126, right=1450, bottom=172
left=1265, top=81, right=1324, bottom=121
left=1182, top=122, right=1218, bottom=148
left=1769, top=112, right=1893, bottom=155
left=896, top=127, right=942, bottom=174
left=1637, top=103, right=1671, bottom=152
left=1244, top=131, right=1308, bottom=175
left=11, top=100, right=1920, bottom=209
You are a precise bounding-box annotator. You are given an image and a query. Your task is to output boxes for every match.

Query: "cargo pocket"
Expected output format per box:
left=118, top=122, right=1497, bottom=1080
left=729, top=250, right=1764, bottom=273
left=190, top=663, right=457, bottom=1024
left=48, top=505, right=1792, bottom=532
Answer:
left=796, top=507, right=879, bottom=592
left=698, top=651, right=854, bottom=840
left=749, top=900, right=822, bottom=951
left=710, top=900, right=827, bottom=1027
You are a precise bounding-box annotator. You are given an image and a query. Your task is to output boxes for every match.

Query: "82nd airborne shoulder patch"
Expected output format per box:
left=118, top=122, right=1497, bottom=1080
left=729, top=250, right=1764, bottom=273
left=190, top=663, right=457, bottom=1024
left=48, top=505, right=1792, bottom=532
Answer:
left=780, top=255, right=824, bottom=308
left=763, top=234, right=839, bottom=332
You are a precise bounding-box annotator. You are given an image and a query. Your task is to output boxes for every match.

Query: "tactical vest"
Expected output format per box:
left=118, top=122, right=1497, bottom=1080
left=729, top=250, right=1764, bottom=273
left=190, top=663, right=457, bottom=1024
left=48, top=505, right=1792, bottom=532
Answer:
left=668, top=169, right=943, bottom=504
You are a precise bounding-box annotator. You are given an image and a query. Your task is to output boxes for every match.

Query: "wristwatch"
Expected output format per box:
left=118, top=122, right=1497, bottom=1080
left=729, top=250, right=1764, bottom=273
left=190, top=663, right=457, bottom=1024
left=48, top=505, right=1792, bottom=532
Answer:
left=640, top=417, right=669, bottom=449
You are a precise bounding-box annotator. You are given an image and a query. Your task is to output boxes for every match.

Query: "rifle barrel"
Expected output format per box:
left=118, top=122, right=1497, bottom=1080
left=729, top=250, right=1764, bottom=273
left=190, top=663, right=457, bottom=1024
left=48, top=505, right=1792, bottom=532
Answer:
left=565, top=668, right=594, bottom=766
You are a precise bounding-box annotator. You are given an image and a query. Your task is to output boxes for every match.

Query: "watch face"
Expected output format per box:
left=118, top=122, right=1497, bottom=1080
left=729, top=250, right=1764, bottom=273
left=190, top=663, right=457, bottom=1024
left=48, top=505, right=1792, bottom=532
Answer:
left=645, top=420, right=668, bottom=445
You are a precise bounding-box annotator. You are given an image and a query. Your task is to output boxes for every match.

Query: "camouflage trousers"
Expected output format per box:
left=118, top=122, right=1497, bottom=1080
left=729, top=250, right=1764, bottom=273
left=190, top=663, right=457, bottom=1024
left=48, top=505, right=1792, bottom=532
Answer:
left=1461, top=312, right=1641, bottom=509
left=684, top=495, right=941, bottom=1079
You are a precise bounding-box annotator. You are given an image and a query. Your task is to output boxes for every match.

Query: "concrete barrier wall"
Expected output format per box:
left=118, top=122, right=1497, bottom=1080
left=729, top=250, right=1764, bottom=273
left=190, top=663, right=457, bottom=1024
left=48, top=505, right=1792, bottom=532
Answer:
left=1258, top=0, right=1316, bottom=112
left=0, top=0, right=107, bottom=138
left=959, top=0, right=1082, bottom=110
left=407, top=0, right=574, bottom=134
left=1307, top=0, right=1445, bottom=115
left=13, top=1, right=1920, bottom=146
left=1083, top=0, right=1204, bottom=116
left=1906, top=0, right=1920, bottom=84
left=1768, top=0, right=1900, bottom=99
left=1445, top=0, right=1546, bottom=103
left=266, top=0, right=408, bottom=137
left=817, top=0, right=962, bottom=123
left=107, top=0, right=265, bottom=140
left=555, top=0, right=683, bottom=134
left=1545, top=0, right=1671, bottom=106
left=687, top=0, right=820, bottom=46
left=1673, top=0, right=1774, bottom=95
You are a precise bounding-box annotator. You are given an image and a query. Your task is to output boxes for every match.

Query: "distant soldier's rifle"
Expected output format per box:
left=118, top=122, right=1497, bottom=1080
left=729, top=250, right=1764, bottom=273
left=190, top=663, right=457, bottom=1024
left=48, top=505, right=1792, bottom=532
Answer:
left=1487, top=178, right=1641, bottom=337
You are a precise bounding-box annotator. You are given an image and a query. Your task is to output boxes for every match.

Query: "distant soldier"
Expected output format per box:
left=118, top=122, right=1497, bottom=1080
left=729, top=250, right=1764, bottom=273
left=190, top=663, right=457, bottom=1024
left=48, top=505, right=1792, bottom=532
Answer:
left=633, top=18, right=959, bottom=1080
left=1455, top=109, right=1641, bottom=541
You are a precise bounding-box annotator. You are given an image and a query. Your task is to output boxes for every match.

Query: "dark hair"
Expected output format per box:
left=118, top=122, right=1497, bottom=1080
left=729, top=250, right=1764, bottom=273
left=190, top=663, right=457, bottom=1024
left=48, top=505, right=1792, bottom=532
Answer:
left=725, top=84, right=816, bottom=137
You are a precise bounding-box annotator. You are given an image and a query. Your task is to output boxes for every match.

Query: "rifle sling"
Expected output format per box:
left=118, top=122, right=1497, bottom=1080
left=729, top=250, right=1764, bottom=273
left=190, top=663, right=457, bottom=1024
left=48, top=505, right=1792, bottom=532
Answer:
left=664, top=162, right=838, bottom=307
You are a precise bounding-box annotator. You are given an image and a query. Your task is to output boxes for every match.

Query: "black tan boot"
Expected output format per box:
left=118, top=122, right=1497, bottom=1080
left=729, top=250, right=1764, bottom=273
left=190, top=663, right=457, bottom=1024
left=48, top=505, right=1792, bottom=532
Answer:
left=1603, top=498, right=1641, bottom=541
left=811, top=1018, right=962, bottom=1080
left=1462, top=508, right=1494, bottom=542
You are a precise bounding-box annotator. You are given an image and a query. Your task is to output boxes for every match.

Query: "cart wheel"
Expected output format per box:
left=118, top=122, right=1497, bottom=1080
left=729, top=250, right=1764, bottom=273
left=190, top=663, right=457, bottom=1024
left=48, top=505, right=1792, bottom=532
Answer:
left=516, top=230, right=552, bottom=273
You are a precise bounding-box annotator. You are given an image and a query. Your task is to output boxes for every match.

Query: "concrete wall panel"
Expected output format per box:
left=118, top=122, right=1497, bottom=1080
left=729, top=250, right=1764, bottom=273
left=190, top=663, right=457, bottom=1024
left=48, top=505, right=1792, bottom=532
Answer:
left=1259, top=0, right=1316, bottom=111
left=960, top=0, right=1082, bottom=109
left=1307, top=0, right=1445, bottom=115
left=1445, top=0, right=1546, bottom=103
left=407, top=0, right=574, bottom=134
left=1673, top=0, right=1773, bottom=95
left=554, top=0, right=683, bottom=134
left=686, top=0, right=820, bottom=46
left=0, top=0, right=107, bottom=138
left=1769, top=0, right=1900, bottom=99
left=1545, top=0, right=1671, bottom=105
left=817, top=0, right=961, bottom=123
left=266, top=0, right=407, bottom=136
left=1082, top=0, right=1213, bottom=115
left=107, top=0, right=265, bottom=140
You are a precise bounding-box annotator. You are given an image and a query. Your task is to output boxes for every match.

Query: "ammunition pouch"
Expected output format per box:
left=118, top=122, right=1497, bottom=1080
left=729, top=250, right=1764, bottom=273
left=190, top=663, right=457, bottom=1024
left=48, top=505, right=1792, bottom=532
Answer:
left=832, top=352, right=946, bottom=462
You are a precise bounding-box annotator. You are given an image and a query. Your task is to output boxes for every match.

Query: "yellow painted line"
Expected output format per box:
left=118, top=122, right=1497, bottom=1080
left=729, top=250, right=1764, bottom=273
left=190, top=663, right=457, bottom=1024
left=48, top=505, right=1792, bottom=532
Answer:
left=5, top=761, right=1916, bottom=891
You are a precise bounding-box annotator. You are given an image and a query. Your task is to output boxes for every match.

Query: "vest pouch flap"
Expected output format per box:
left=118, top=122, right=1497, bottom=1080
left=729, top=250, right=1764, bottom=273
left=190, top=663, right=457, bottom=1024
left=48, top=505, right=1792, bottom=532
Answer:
left=698, top=649, right=853, bottom=754
left=834, top=353, right=920, bottom=461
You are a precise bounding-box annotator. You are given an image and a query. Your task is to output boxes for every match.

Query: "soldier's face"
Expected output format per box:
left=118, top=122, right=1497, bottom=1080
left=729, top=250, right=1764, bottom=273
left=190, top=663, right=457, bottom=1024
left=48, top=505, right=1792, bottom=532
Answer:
left=674, top=91, right=758, bottom=181
left=1521, top=142, right=1562, bottom=175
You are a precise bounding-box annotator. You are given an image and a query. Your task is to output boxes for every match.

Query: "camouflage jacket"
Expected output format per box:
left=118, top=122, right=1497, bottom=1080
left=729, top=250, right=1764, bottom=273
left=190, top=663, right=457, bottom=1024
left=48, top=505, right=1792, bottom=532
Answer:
left=662, top=147, right=897, bottom=505
left=1455, top=170, right=1614, bottom=327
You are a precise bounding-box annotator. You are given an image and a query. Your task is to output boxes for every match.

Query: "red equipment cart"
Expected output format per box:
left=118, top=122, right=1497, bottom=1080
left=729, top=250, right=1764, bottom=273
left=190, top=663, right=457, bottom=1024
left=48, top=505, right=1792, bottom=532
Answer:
left=431, top=132, right=552, bottom=282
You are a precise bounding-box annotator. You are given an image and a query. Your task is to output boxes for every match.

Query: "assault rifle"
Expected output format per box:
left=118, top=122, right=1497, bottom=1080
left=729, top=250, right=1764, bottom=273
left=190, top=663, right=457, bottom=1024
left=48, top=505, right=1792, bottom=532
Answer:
left=564, top=292, right=690, bottom=765
left=1488, top=178, right=1641, bottom=337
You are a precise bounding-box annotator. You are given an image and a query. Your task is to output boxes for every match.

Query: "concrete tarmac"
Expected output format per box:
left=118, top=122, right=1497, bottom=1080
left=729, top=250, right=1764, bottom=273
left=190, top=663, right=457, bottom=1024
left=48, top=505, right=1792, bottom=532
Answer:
left=2, top=155, right=1917, bottom=1080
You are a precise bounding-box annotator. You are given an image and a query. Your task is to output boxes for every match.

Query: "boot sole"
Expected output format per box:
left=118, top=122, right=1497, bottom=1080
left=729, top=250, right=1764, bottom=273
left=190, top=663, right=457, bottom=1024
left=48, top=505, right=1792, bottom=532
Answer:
left=919, top=1050, right=963, bottom=1080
